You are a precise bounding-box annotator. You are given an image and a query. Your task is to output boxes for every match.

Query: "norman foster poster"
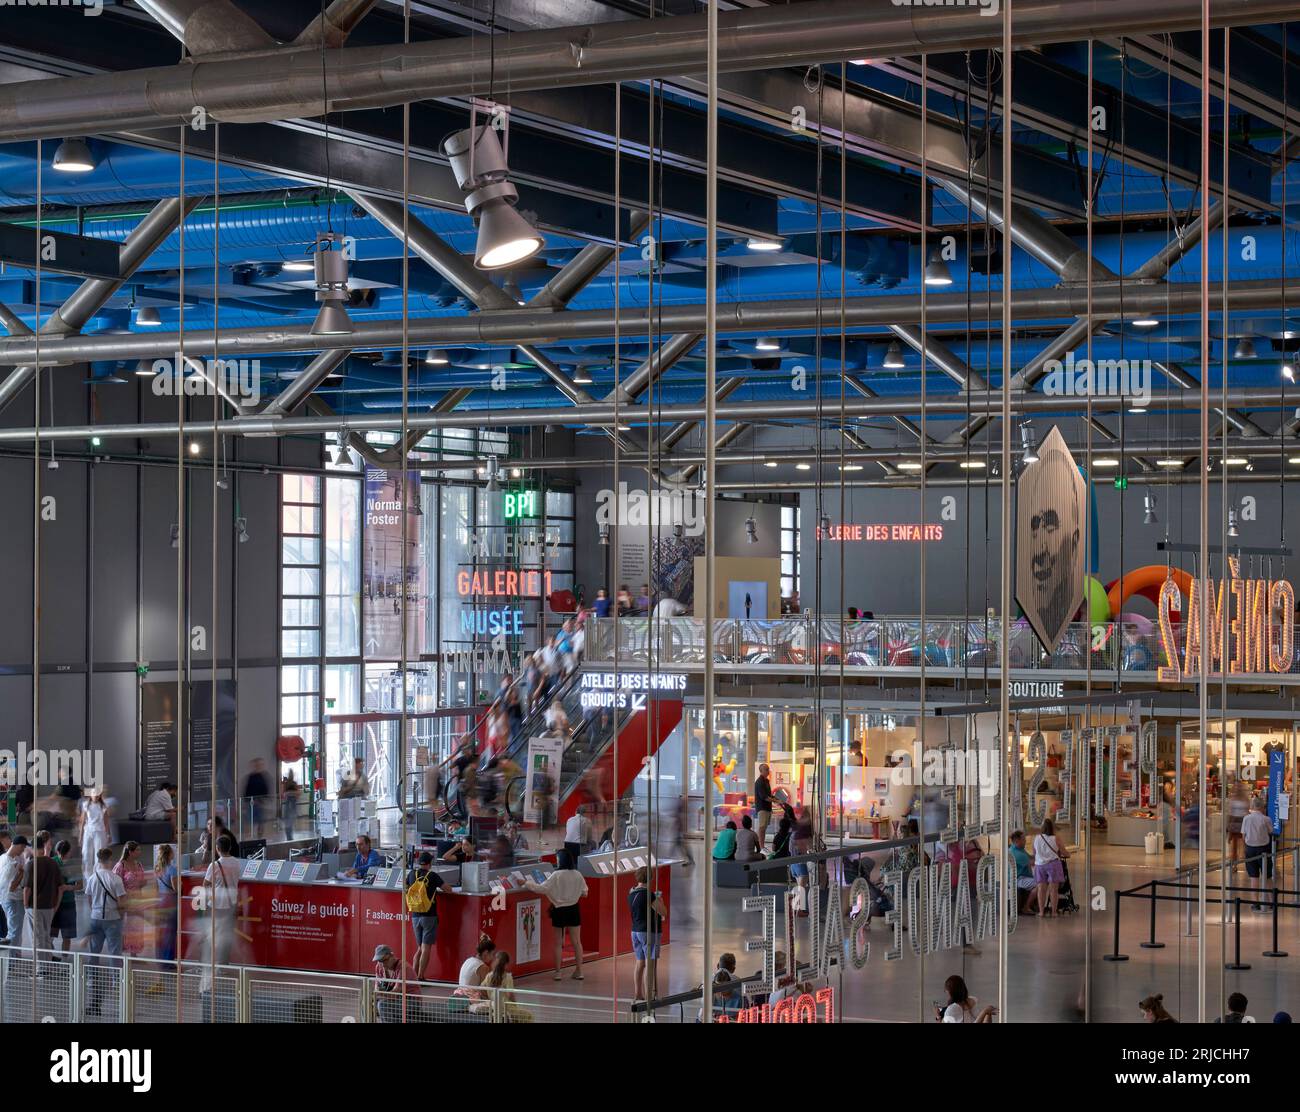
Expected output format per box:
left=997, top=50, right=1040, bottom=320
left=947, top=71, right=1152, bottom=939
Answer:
left=1016, top=426, right=1086, bottom=655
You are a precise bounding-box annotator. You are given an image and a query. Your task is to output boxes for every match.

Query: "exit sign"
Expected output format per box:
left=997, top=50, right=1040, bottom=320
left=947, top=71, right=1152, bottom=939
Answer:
left=504, top=489, right=539, bottom=520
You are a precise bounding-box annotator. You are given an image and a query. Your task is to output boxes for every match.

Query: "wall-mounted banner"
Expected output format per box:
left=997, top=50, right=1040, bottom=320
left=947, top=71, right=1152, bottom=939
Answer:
left=578, top=670, right=687, bottom=711
left=1156, top=556, right=1295, bottom=681
left=1016, top=425, right=1086, bottom=655
left=140, top=680, right=236, bottom=806
left=523, top=735, right=565, bottom=825
left=362, top=468, right=425, bottom=660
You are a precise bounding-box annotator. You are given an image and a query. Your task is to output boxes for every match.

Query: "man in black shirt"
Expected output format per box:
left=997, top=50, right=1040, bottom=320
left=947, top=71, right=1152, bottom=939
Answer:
left=754, top=764, right=774, bottom=850
left=243, top=757, right=272, bottom=837
left=405, top=850, right=448, bottom=982
left=627, top=866, right=667, bottom=1003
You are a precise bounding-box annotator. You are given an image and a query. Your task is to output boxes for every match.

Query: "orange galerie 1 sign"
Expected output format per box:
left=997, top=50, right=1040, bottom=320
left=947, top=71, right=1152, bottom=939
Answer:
left=1156, top=558, right=1295, bottom=682
left=815, top=523, right=944, bottom=542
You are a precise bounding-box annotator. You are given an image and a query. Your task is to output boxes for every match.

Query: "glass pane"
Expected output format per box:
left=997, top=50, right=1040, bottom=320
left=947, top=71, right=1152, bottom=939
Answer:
left=280, top=695, right=318, bottom=725
left=282, top=566, right=321, bottom=596
left=325, top=476, right=361, bottom=657
left=282, top=504, right=321, bottom=534
left=283, top=536, right=321, bottom=566
left=282, top=474, right=320, bottom=504
left=281, top=628, right=320, bottom=657
left=281, top=598, right=321, bottom=627
left=324, top=664, right=360, bottom=716
left=280, top=664, right=319, bottom=695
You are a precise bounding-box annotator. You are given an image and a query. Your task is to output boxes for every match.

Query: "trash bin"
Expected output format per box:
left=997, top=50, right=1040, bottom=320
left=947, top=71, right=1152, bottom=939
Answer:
left=1144, top=830, right=1163, bottom=855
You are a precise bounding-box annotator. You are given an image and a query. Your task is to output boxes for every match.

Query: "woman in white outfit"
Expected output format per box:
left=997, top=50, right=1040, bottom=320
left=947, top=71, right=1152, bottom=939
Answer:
left=78, top=787, right=111, bottom=875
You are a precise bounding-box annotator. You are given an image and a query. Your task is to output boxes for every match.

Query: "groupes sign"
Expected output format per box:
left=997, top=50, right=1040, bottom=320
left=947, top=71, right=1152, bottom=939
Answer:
left=814, top=523, right=944, bottom=542
left=1155, top=559, right=1295, bottom=682
left=578, top=671, right=686, bottom=711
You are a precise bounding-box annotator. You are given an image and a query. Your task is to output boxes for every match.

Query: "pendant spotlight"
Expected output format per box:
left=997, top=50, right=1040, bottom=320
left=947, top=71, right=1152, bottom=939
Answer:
left=483, top=456, right=501, bottom=494
left=52, top=137, right=97, bottom=173
left=819, top=512, right=831, bottom=534
left=236, top=517, right=250, bottom=544
left=310, top=233, right=354, bottom=336
left=135, top=305, right=162, bottom=328
left=425, top=349, right=450, bottom=366
left=1143, top=493, right=1158, bottom=526
left=922, top=246, right=953, bottom=287
left=598, top=523, right=611, bottom=546
left=1284, top=363, right=1296, bottom=383
left=443, top=111, right=544, bottom=271
left=1020, top=423, right=1039, bottom=465
left=745, top=515, right=758, bottom=544
left=330, top=432, right=349, bottom=467
left=1227, top=510, right=1240, bottom=539
left=1233, top=336, right=1257, bottom=360
left=882, top=340, right=906, bottom=369
left=572, top=366, right=594, bottom=385
left=170, top=524, right=180, bottom=549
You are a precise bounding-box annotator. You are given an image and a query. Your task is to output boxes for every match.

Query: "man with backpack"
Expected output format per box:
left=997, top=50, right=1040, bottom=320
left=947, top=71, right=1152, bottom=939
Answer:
left=405, top=851, right=448, bottom=981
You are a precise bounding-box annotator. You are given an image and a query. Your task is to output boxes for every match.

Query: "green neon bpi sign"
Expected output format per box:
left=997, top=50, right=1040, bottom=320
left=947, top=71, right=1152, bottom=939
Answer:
left=504, top=488, right=540, bottom=520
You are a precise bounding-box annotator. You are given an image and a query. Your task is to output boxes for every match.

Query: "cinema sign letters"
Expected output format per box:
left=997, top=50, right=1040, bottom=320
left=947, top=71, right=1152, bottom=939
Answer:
left=1155, top=558, right=1295, bottom=682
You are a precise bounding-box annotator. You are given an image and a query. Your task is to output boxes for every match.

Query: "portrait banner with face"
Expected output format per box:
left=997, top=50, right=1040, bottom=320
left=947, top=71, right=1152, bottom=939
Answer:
left=1016, top=426, right=1086, bottom=655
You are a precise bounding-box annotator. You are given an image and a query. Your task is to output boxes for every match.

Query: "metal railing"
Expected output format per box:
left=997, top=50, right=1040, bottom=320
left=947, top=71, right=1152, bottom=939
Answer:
left=0, top=947, right=655, bottom=1023
left=585, top=616, right=1300, bottom=678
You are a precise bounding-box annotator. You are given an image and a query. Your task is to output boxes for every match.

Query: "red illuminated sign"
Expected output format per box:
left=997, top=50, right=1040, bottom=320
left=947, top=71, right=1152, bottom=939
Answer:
left=815, top=524, right=943, bottom=542
left=456, top=569, right=552, bottom=598
left=716, top=987, right=835, bottom=1023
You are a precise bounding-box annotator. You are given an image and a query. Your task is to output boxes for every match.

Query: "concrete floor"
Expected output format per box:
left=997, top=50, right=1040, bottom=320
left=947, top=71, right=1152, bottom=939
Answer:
left=515, top=839, right=1300, bottom=1023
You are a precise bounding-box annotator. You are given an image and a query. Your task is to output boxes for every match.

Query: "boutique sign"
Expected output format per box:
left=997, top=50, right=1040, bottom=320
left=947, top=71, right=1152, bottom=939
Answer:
left=1155, top=559, right=1295, bottom=682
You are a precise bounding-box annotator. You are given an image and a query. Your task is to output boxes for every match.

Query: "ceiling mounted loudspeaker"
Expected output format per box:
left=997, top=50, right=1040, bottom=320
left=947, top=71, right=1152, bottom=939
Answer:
left=52, top=137, right=96, bottom=173
left=443, top=123, right=544, bottom=271
left=310, top=237, right=354, bottom=336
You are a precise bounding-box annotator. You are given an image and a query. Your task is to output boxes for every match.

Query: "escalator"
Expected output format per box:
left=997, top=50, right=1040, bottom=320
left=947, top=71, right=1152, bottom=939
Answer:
left=439, top=667, right=682, bottom=826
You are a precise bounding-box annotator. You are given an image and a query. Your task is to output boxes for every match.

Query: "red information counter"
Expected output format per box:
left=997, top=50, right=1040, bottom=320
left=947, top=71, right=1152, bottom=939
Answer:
left=179, top=868, right=670, bottom=980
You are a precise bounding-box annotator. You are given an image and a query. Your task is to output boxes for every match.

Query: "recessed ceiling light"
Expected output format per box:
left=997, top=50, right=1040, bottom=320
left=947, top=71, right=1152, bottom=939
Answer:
left=188, top=441, right=201, bottom=456
left=1223, top=456, right=1249, bottom=466
left=896, top=461, right=923, bottom=471
left=1156, top=458, right=1186, bottom=468
left=1132, top=316, right=1159, bottom=328
left=840, top=464, right=864, bottom=472
left=795, top=462, right=811, bottom=471
left=746, top=237, right=783, bottom=252
left=959, top=460, right=986, bottom=469
left=1092, top=457, right=1120, bottom=468
left=763, top=460, right=779, bottom=468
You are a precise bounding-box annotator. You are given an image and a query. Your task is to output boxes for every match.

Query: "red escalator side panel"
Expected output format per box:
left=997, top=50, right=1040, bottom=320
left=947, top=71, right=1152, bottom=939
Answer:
left=559, top=698, right=683, bottom=823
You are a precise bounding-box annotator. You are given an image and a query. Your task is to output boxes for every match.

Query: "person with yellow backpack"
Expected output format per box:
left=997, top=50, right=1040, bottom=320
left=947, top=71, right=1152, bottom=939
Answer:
left=404, top=850, right=448, bottom=981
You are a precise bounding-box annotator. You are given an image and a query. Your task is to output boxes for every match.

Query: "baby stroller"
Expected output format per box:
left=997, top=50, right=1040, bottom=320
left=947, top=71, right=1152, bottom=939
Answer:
left=1056, top=859, right=1080, bottom=914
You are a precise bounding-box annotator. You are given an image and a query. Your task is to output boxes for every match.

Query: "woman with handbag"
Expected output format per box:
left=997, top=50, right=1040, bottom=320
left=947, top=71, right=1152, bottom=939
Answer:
left=1032, top=818, right=1070, bottom=917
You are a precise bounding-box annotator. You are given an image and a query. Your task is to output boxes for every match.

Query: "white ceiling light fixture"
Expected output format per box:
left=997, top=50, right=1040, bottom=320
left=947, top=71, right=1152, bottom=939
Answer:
left=483, top=456, right=501, bottom=493
left=281, top=257, right=315, bottom=273
left=882, top=340, right=906, bottom=369
left=135, top=305, right=162, bottom=327
left=1144, top=493, right=1158, bottom=526
left=134, top=359, right=156, bottom=376
left=1284, top=363, right=1296, bottom=382
left=795, top=462, right=811, bottom=471
left=310, top=233, right=354, bottom=336
left=896, top=460, right=924, bottom=471
left=188, top=440, right=201, bottom=456
left=443, top=118, right=544, bottom=270
left=959, top=460, right=986, bottom=470
left=1091, top=457, right=1120, bottom=468
left=425, top=349, right=450, bottom=366
left=1227, top=510, right=1240, bottom=539
left=746, top=237, right=783, bottom=252
left=571, top=366, right=594, bottom=385
left=923, top=246, right=954, bottom=287
left=330, top=432, right=349, bottom=467
left=52, top=137, right=96, bottom=173
left=745, top=515, right=759, bottom=544
left=1131, top=315, right=1159, bottom=328
left=839, top=463, right=864, bottom=472
left=754, top=337, right=780, bottom=351
left=1223, top=456, right=1249, bottom=467
left=1156, top=458, right=1186, bottom=468
left=763, top=460, right=779, bottom=468
left=1233, top=336, right=1257, bottom=360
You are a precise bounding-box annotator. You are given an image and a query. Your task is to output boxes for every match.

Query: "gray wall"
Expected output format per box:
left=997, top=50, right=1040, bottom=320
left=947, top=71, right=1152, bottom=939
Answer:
left=0, top=369, right=314, bottom=807
left=800, top=475, right=1300, bottom=616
